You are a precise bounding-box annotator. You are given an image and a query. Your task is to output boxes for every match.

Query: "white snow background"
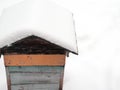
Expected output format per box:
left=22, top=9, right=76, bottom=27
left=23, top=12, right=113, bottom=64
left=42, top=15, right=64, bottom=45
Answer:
left=1, top=0, right=120, bottom=90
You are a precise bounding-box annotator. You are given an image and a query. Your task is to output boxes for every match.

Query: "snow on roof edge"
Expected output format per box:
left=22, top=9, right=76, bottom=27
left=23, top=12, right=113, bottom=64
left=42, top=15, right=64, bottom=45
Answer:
left=0, top=0, right=78, bottom=55
left=0, top=31, right=78, bottom=55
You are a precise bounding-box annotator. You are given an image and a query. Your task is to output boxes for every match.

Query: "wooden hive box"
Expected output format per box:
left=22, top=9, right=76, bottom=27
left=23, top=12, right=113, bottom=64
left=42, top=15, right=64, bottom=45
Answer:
left=1, top=35, right=67, bottom=90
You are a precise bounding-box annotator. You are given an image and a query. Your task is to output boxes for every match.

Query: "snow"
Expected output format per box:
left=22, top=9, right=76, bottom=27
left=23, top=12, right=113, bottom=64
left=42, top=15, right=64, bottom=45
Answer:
left=59, top=0, right=120, bottom=90
left=0, top=55, right=7, bottom=90
left=1, top=0, right=120, bottom=90
left=0, top=0, right=78, bottom=54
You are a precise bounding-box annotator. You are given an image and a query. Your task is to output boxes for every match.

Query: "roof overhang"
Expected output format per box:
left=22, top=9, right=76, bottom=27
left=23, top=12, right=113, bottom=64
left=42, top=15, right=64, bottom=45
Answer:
left=0, top=0, right=78, bottom=54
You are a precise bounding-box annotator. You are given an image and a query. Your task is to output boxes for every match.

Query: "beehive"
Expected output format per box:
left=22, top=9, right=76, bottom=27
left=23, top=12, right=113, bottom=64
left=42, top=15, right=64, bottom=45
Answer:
left=1, top=35, right=67, bottom=90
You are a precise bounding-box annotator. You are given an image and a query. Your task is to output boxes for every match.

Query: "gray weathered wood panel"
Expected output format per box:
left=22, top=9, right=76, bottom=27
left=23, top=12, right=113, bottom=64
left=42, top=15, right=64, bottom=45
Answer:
left=11, top=84, right=59, bottom=90
left=8, top=66, right=64, bottom=73
left=7, top=66, right=64, bottom=90
left=10, top=72, right=61, bottom=85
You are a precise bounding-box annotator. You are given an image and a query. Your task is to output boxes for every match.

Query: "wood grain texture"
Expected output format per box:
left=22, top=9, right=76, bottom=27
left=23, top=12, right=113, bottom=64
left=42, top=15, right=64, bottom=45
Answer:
left=11, top=84, right=59, bottom=90
left=7, top=66, right=64, bottom=90
left=6, top=67, right=11, bottom=90
left=8, top=66, right=64, bottom=73
left=11, top=72, right=61, bottom=85
left=4, top=54, right=65, bottom=66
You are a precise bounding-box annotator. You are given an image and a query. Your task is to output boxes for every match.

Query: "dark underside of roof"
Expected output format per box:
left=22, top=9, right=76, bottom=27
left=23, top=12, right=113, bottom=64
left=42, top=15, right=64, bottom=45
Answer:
left=0, top=35, right=68, bottom=55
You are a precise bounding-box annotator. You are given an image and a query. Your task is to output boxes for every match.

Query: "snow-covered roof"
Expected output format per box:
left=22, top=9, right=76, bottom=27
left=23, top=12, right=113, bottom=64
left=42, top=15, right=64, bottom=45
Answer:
left=0, top=0, right=78, bottom=54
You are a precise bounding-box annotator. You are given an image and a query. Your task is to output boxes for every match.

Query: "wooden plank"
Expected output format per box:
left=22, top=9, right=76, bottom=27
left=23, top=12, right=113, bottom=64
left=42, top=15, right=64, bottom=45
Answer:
left=4, top=55, right=66, bottom=66
left=11, top=84, right=59, bottom=90
left=7, top=66, right=64, bottom=90
left=10, top=72, right=61, bottom=85
left=59, top=72, right=64, bottom=90
left=6, top=67, right=11, bottom=90
left=8, top=66, right=64, bottom=73
left=8, top=66, right=64, bottom=85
